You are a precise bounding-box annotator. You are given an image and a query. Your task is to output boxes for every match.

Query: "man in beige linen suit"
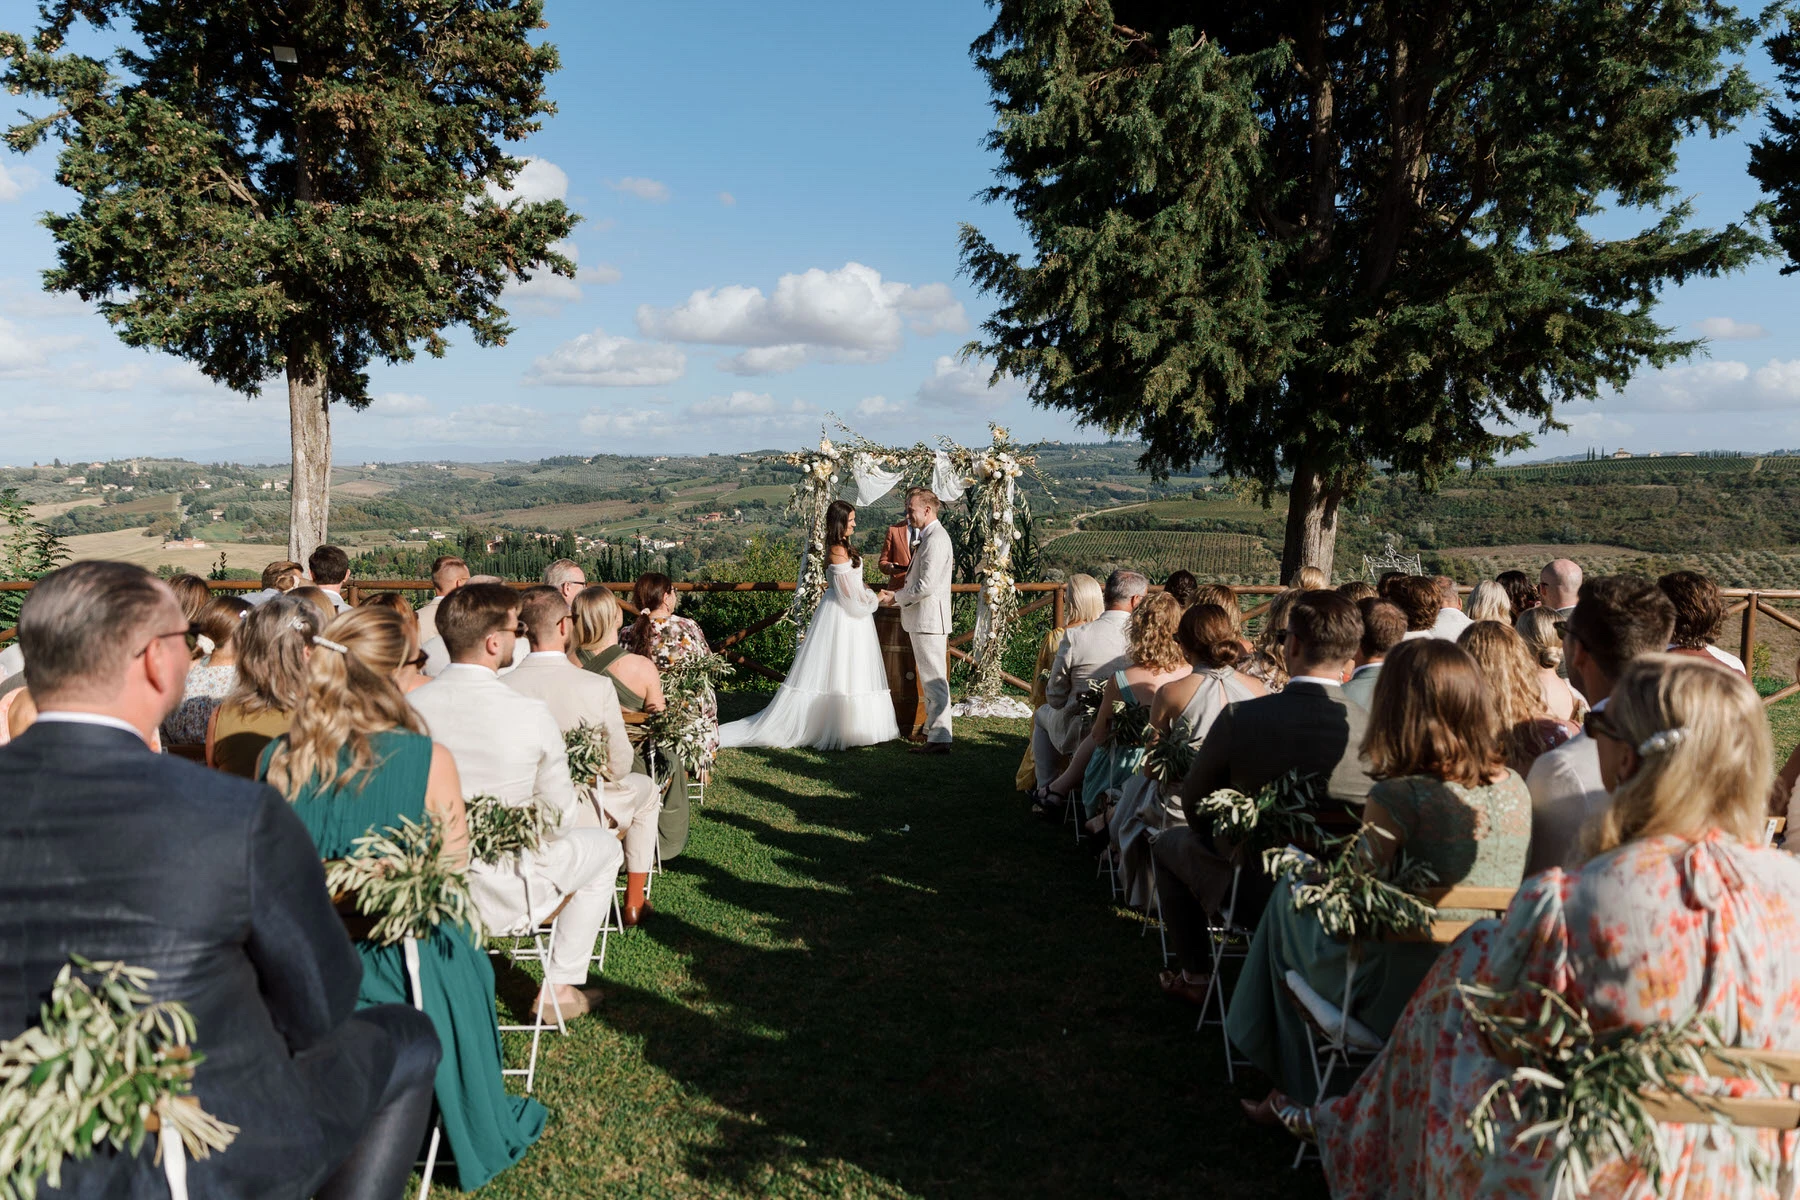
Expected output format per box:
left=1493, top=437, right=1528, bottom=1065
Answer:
left=505, top=586, right=661, bottom=926
left=414, top=554, right=468, bottom=647
left=408, top=583, right=622, bottom=1019
left=1030, top=569, right=1145, bottom=792
left=887, top=487, right=954, bottom=752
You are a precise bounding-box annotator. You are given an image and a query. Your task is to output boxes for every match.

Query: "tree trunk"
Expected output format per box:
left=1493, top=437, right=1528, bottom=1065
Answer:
left=1281, top=457, right=1344, bottom=584
left=286, top=364, right=331, bottom=564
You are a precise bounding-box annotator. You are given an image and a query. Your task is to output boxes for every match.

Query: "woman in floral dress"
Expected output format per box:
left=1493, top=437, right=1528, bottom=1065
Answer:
left=1291, top=654, right=1800, bottom=1199
left=621, top=573, right=716, bottom=857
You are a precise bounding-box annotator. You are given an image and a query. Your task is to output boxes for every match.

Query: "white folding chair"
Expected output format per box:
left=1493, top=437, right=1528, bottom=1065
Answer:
left=1198, top=864, right=1256, bottom=1083
left=495, top=893, right=572, bottom=1095
left=1142, top=853, right=1173, bottom=966
left=401, top=936, right=449, bottom=1200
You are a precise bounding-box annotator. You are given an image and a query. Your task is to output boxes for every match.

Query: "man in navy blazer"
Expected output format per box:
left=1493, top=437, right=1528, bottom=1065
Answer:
left=0, top=561, right=441, bottom=1200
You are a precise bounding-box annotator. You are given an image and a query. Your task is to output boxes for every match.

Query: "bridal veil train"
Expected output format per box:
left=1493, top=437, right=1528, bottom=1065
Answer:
left=719, top=559, right=901, bottom=751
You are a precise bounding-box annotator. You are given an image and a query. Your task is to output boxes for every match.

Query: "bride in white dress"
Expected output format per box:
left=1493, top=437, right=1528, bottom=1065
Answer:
left=719, top=501, right=902, bottom=751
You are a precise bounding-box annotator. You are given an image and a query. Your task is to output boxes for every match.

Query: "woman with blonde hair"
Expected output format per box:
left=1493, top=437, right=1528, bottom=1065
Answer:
left=1235, top=638, right=1531, bottom=1120
left=1463, top=580, right=1513, bottom=624
left=263, top=608, right=545, bottom=1189
left=1458, top=620, right=1578, bottom=774
left=359, top=591, right=429, bottom=692
left=1302, top=656, right=1800, bottom=1197
left=1242, top=588, right=1299, bottom=690
left=1515, top=605, right=1585, bottom=722
left=1043, top=591, right=1193, bottom=838
left=207, top=595, right=322, bottom=777
left=1014, top=573, right=1104, bottom=792
left=1293, top=565, right=1330, bottom=591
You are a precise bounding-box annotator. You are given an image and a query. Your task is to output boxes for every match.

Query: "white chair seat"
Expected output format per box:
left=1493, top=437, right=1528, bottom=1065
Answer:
left=1284, top=969, right=1384, bottom=1051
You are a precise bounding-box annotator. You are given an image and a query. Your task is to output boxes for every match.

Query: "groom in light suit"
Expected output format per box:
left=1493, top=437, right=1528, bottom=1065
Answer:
left=887, top=486, right=954, bottom=754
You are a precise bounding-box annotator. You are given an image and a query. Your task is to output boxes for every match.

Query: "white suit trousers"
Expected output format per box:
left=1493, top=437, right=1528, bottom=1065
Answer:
left=599, top=772, right=659, bottom=873
left=909, top=630, right=952, bottom=744
left=469, top=825, right=623, bottom=987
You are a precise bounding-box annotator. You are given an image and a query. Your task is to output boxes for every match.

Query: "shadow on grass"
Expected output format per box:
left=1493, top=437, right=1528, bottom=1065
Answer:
left=568, top=715, right=1326, bottom=1199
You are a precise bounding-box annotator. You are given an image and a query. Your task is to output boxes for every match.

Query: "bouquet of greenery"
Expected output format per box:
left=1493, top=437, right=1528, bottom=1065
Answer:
left=1460, top=983, right=1772, bottom=1200
left=1105, top=697, right=1154, bottom=750
left=564, top=721, right=613, bottom=789
left=1262, top=829, right=1439, bottom=941
left=650, top=651, right=735, bottom=774
left=1074, top=677, right=1107, bottom=722
left=0, top=957, right=237, bottom=1199
left=464, top=794, right=559, bottom=866
left=325, top=814, right=480, bottom=946
left=1191, top=769, right=1326, bottom=856
left=1141, top=717, right=1198, bottom=788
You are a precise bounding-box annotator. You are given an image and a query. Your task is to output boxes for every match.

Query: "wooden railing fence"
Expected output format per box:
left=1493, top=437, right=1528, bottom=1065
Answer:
left=3, top=580, right=1798, bottom=705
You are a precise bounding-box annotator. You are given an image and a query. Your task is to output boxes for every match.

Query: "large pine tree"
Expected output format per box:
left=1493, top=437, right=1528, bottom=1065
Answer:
left=961, top=3, right=1769, bottom=581
left=1, top=1, right=577, bottom=561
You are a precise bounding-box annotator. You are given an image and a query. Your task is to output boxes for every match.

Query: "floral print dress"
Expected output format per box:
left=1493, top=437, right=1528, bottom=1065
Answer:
left=1315, top=830, right=1800, bottom=1198
left=625, top=613, right=720, bottom=773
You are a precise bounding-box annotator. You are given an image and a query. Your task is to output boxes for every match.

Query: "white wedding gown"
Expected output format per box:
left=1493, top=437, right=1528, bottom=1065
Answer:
left=719, top=561, right=901, bottom=751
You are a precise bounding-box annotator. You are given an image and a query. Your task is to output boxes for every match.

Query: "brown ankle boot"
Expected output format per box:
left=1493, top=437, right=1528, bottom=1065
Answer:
left=623, top=873, right=654, bottom=927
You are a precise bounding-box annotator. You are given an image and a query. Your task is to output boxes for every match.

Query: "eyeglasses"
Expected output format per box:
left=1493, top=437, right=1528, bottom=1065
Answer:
left=406, top=650, right=429, bottom=671
left=1583, top=709, right=1618, bottom=742
left=495, top=621, right=528, bottom=639
left=134, top=623, right=200, bottom=658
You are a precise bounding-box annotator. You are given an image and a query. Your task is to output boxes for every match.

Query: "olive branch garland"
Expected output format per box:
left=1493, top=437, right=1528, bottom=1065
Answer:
left=324, top=814, right=480, bottom=947
left=648, top=651, right=734, bottom=775
left=1104, top=694, right=1154, bottom=750
left=464, top=794, right=559, bottom=866
left=1190, top=769, right=1327, bottom=857
left=563, top=721, right=613, bottom=790
left=1459, top=982, right=1777, bottom=1200
left=1262, top=829, right=1440, bottom=942
left=1141, top=717, right=1198, bottom=789
left=0, top=957, right=237, bottom=1200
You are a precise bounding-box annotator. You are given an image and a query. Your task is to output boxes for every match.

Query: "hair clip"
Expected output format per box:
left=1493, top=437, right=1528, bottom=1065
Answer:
left=313, top=636, right=349, bottom=654
left=1637, top=728, right=1686, bottom=757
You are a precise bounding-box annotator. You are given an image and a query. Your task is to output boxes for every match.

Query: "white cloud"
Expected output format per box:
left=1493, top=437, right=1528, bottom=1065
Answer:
left=504, top=240, right=620, bottom=315
left=486, top=157, right=569, bottom=207
left=0, top=279, right=92, bottom=319
left=395, top=404, right=546, bottom=445
left=0, top=163, right=39, bottom=203
left=68, top=366, right=141, bottom=392
left=718, top=191, right=736, bottom=206
left=609, top=176, right=670, bottom=202
left=1560, top=410, right=1636, bottom=440
left=1695, top=316, right=1768, bottom=340
left=368, top=392, right=432, bottom=415
left=526, top=328, right=687, bottom=387
left=1611, top=358, right=1800, bottom=412
left=916, top=355, right=1024, bottom=411
left=691, top=390, right=779, bottom=416
left=156, top=363, right=238, bottom=396
left=579, top=407, right=676, bottom=439
left=636, top=262, right=966, bottom=374
left=855, top=395, right=902, bottom=417
left=0, top=318, right=83, bottom=379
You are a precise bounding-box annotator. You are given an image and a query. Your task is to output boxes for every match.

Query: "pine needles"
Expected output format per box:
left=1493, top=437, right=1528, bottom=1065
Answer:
left=325, top=814, right=480, bottom=947
left=1459, top=982, right=1775, bottom=1200
left=564, top=720, right=613, bottom=789
left=0, top=957, right=237, bottom=1200
left=464, top=793, right=559, bottom=865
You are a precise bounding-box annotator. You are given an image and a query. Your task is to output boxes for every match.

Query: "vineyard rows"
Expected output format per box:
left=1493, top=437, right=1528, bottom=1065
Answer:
left=1043, top=531, right=1278, bottom=581
left=1475, top=455, right=1800, bottom=485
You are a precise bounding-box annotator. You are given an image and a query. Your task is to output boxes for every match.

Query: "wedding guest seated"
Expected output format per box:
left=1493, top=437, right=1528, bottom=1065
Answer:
left=1162, top=569, right=1200, bottom=608
left=1190, top=582, right=1241, bottom=624
left=0, top=561, right=441, bottom=1199
left=1336, top=580, right=1377, bottom=604
left=1299, top=656, right=1800, bottom=1197
left=1462, top=580, right=1512, bottom=624
left=1431, top=576, right=1472, bottom=640
left=264, top=607, right=546, bottom=1190
left=1015, top=573, right=1103, bottom=794
left=1524, top=577, right=1674, bottom=875
left=1539, top=556, right=1583, bottom=616
left=1242, top=586, right=1301, bottom=692
left=1293, top=565, right=1330, bottom=591
left=1111, top=604, right=1266, bottom=906
left=161, top=594, right=250, bottom=747
left=545, top=558, right=588, bottom=606
left=1658, top=569, right=1747, bottom=674
left=166, top=572, right=212, bottom=636
left=309, top=544, right=353, bottom=612
left=1515, top=606, right=1586, bottom=723
left=1386, top=575, right=1440, bottom=642
left=1342, top=599, right=1404, bottom=709
left=289, top=584, right=339, bottom=623
left=207, top=594, right=324, bottom=777
left=1232, top=638, right=1531, bottom=1111
left=623, top=572, right=719, bottom=780
left=359, top=592, right=430, bottom=692
left=507, top=586, right=661, bottom=927
left=1042, top=591, right=1192, bottom=839
left=422, top=575, right=526, bottom=677
left=409, top=583, right=623, bottom=1019
left=243, top=558, right=305, bottom=606
left=1495, top=568, right=1537, bottom=622
left=1028, top=569, right=1143, bottom=812
left=416, top=554, right=469, bottom=645
left=1459, top=620, right=1578, bottom=774
left=1154, top=591, right=1374, bottom=1004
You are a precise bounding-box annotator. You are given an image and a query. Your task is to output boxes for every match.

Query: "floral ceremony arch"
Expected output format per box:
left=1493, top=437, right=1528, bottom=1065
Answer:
left=779, top=422, right=1039, bottom=701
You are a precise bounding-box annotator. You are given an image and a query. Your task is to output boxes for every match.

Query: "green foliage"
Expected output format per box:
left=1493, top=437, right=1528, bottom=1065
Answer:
left=962, top=1, right=1771, bottom=574
left=1141, top=717, right=1199, bottom=787
left=1043, top=531, right=1276, bottom=580
left=1104, top=695, right=1153, bottom=749
left=0, top=489, right=70, bottom=629
left=0, top=957, right=236, bottom=1200
left=465, top=794, right=558, bottom=866
left=564, top=721, right=613, bottom=789
left=650, top=652, right=735, bottom=773
left=324, top=814, right=479, bottom=947
left=1263, top=833, right=1439, bottom=941
left=686, top=536, right=802, bottom=694
left=1192, top=770, right=1327, bottom=857
left=1752, top=10, right=1800, bottom=273
left=1460, top=983, right=1771, bottom=1200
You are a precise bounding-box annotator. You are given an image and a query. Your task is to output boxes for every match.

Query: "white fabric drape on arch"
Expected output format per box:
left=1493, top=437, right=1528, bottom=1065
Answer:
left=851, top=453, right=905, bottom=506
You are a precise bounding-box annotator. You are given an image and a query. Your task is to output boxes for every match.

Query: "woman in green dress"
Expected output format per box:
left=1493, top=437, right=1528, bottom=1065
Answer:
left=1229, top=638, right=1532, bottom=1111
left=262, top=606, right=546, bottom=1191
left=571, top=584, right=690, bottom=866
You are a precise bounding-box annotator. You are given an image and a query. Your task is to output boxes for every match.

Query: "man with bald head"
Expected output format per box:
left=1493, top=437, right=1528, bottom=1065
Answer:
left=1540, top=558, right=1583, bottom=617
left=0, top=561, right=440, bottom=1199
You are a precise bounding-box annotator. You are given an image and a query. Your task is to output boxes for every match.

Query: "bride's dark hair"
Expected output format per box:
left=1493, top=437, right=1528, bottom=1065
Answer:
left=824, top=500, right=861, bottom=568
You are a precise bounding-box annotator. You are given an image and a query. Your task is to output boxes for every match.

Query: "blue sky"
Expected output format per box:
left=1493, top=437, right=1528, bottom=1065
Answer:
left=0, top=2, right=1796, bottom=465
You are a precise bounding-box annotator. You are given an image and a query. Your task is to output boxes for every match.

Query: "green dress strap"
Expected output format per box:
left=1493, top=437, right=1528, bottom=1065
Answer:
left=582, top=644, right=648, bottom=711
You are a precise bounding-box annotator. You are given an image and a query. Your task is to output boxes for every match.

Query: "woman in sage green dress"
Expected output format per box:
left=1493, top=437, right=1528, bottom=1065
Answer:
left=1229, top=638, right=1532, bottom=1111
left=571, top=584, right=690, bottom=864
left=262, top=607, right=545, bottom=1191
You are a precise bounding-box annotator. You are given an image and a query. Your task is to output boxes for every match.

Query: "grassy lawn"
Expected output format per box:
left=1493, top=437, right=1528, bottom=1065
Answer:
left=467, top=699, right=1322, bottom=1199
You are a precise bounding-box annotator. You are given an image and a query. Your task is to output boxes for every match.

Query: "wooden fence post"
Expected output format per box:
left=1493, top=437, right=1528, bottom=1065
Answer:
left=1052, top=585, right=1064, bottom=632
left=1744, top=592, right=1760, bottom=672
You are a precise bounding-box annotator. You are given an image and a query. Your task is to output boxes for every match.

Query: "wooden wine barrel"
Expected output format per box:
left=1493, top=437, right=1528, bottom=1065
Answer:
left=874, top=605, right=928, bottom=741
